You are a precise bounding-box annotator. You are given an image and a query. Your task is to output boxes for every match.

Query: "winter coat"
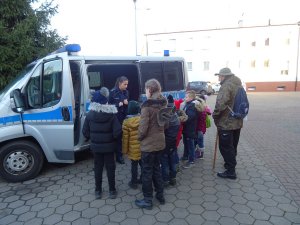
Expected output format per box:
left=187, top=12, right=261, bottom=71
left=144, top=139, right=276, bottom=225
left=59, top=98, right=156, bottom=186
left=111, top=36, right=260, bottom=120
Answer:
left=122, top=115, right=141, bottom=160
left=138, top=92, right=168, bottom=152
left=213, top=75, right=244, bottom=130
left=181, top=100, right=198, bottom=139
left=109, top=87, right=129, bottom=123
left=194, top=98, right=207, bottom=134
left=164, top=107, right=180, bottom=148
left=82, top=102, right=122, bottom=153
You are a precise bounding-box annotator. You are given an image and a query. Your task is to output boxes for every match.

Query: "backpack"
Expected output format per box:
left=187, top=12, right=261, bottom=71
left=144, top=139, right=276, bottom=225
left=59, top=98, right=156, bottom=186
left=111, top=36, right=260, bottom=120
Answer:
left=228, top=87, right=249, bottom=119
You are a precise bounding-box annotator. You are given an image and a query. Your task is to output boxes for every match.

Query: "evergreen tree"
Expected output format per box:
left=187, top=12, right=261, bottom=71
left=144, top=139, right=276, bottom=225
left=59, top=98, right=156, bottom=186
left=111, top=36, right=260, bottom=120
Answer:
left=0, top=0, right=66, bottom=90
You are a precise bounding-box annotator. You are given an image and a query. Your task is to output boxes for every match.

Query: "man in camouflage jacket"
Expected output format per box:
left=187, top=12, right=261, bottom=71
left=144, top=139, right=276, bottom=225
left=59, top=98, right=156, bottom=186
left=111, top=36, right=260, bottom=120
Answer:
left=213, top=68, right=243, bottom=179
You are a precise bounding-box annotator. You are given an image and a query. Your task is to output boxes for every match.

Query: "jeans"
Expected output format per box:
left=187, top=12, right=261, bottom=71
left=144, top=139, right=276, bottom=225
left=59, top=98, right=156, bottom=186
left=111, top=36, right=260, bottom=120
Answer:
left=183, top=135, right=195, bottom=163
left=195, top=131, right=204, bottom=149
left=131, top=160, right=142, bottom=184
left=160, top=146, right=177, bottom=182
left=141, top=151, right=164, bottom=200
left=93, top=152, right=116, bottom=192
left=218, top=129, right=241, bottom=173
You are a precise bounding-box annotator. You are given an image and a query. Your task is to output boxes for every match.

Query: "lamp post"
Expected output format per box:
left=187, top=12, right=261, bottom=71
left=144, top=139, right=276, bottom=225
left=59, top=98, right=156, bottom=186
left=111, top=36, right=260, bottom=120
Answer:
left=133, top=0, right=138, bottom=56
left=295, top=21, right=300, bottom=91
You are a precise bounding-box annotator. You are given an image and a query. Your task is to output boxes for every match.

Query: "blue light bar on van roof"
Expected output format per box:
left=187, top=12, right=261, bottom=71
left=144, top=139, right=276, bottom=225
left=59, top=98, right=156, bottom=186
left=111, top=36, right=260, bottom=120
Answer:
left=54, top=44, right=81, bottom=54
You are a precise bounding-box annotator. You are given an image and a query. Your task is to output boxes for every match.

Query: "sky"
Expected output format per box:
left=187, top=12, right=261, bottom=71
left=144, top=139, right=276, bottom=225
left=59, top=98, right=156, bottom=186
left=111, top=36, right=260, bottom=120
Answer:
left=45, top=0, right=300, bottom=56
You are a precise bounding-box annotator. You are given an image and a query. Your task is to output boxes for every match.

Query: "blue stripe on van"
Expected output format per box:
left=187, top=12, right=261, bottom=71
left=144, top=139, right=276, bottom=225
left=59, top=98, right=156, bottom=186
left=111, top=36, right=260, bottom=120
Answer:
left=0, top=106, right=73, bottom=125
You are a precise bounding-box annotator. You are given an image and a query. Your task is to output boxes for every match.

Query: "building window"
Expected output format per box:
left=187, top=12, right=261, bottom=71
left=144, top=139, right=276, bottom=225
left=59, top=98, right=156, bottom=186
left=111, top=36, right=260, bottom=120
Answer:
left=187, top=62, right=193, bottom=71
left=185, top=38, right=193, bottom=51
left=203, top=61, right=209, bottom=71
left=251, top=60, right=256, bottom=68
left=265, top=38, right=269, bottom=46
left=264, top=59, right=269, bottom=67
left=169, top=39, right=176, bottom=52
left=281, top=70, right=289, bottom=75
left=251, top=41, right=256, bottom=47
left=236, top=41, right=240, bottom=47
left=281, top=61, right=289, bottom=75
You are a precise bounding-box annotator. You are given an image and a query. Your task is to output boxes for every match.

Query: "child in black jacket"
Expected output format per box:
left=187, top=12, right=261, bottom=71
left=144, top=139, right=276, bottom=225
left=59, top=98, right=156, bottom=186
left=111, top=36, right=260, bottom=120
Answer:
left=82, top=87, right=122, bottom=199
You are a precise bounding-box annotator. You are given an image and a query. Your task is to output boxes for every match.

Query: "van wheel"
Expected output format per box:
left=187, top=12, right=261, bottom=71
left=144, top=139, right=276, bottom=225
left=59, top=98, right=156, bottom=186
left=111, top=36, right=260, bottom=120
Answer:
left=0, top=141, right=44, bottom=182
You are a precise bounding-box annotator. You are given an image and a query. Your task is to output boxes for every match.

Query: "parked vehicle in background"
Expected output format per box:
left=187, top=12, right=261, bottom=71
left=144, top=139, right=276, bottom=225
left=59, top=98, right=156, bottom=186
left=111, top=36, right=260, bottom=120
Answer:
left=211, top=83, right=221, bottom=94
left=187, top=81, right=213, bottom=95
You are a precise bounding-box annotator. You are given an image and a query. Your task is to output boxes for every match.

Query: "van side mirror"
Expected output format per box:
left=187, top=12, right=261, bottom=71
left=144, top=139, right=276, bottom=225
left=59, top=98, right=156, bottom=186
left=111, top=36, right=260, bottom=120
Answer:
left=10, top=89, right=25, bottom=113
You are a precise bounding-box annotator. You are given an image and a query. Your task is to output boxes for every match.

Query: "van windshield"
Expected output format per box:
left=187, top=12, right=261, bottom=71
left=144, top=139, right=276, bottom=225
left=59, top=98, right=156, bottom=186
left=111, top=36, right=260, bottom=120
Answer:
left=0, top=63, right=35, bottom=101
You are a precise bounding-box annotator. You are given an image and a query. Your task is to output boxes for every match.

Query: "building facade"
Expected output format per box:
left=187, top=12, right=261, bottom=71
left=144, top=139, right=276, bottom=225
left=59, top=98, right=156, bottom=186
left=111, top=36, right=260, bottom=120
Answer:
left=145, top=23, right=300, bottom=92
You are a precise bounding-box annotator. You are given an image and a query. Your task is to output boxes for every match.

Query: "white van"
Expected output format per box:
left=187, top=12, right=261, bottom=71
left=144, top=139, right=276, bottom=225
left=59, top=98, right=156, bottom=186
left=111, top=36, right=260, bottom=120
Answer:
left=0, top=44, right=188, bottom=182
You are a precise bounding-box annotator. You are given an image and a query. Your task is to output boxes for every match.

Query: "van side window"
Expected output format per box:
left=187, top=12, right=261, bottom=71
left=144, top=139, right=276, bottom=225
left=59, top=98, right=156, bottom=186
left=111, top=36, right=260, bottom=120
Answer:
left=27, top=59, right=63, bottom=109
left=42, top=60, right=63, bottom=108
left=140, top=62, right=163, bottom=92
left=163, top=62, right=184, bottom=91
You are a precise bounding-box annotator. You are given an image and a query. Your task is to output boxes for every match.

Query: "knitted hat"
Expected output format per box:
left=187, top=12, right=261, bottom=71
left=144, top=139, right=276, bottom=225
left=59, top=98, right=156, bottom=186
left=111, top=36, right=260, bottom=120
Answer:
left=127, top=100, right=140, bottom=115
left=92, top=87, right=109, bottom=104
left=167, top=94, right=175, bottom=107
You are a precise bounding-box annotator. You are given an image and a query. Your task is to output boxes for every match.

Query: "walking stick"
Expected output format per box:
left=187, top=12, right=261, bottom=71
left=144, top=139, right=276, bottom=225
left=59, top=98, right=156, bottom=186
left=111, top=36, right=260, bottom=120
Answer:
left=212, top=131, right=218, bottom=170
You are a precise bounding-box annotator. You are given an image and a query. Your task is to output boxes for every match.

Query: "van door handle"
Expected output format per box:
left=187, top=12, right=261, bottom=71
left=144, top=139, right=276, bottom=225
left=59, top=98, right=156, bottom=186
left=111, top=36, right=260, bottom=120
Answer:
left=61, top=107, right=70, bottom=121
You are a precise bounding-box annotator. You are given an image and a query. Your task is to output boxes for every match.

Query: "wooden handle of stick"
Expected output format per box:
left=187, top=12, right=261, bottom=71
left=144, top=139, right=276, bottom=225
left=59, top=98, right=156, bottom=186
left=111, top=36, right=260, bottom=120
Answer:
left=212, top=131, right=218, bottom=170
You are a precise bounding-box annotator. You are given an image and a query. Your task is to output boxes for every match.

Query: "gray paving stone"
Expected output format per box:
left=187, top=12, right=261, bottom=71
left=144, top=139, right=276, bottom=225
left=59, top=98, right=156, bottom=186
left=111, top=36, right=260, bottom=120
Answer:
left=72, top=218, right=90, bottom=225
left=82, top=207, right=98, bottom=218
left=218, top=217, right=239, bottom=225
left=90, top=215, right=109, bottom=225
left=158, top=202, right=175, bottom=212
left=285, top=212, right=300, bottom=223
left=99, top=204, right=115, bottom=215
left=173, top=199, right=190, bottom=208
left=155, top=211, right=173, bottom=222
left=12, top=205, right=30, bottom=215
left=36, top=207, right=55, bottom=219
left=120, top=218, right=139, bottom=225
left=30, top=202, right=48, bottom=211
left=0, top=214, right=17, bottom=225
left=62, top=210, right=81, bottom=222
left=168, top=218, right=189, bottom=225
left=8, top=200, right=25, bottom=209
left=138, top=214, right=156, bottom=225
left=23, top=217, right=43, bottom=225
left=202, top=210, right=221, bottom=221
left=47, top=199, right=64, bottom=208
left=232, top=204, right=251, bottom=214
left=247, top=201, right=265, bottom=210
left=185, top=214, right=205, bottom=225
left=43, top=214, right=62, bottom=225
left=217, top=207, right=236, bottom=217
left=269, top=216, right=292, bottom=225
left=116, top=202, right=132, bottom=212
left=55, top=204, right=72, bottom=214
left=253, top=221, right=273, bottom=225
left=234, top=213, right=255, bottom=224
left=278, top=203, right=298, bottom=212
left=202, top=202, right=219, bottom=210
left=263, top=206, right=284, bottom=216
left=250, top=210, right=270, bottom=220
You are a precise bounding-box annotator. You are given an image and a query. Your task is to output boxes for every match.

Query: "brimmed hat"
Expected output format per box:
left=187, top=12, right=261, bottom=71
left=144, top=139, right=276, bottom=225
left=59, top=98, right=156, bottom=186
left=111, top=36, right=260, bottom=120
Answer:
left=215, top=67, right=234, bottom=76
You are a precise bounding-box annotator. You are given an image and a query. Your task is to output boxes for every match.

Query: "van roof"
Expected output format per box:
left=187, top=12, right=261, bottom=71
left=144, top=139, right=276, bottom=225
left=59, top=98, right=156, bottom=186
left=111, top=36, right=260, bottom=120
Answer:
left=68, top=55, right=185, bottom=62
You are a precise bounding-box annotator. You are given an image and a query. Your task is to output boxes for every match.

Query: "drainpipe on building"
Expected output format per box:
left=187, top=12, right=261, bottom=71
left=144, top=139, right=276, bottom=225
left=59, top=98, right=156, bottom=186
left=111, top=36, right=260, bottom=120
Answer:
left=295, top=21, right=300, bottom=92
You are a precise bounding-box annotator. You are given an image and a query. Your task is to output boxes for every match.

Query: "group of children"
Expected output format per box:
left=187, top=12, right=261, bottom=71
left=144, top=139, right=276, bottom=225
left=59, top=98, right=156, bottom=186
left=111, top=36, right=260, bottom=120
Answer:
left=82, top=79, right=211, bottom=209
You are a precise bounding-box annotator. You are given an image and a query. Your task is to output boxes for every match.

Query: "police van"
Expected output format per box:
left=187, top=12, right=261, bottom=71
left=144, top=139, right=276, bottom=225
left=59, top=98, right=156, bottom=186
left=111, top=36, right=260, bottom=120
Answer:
left=0, top=44, right=188, bottom=182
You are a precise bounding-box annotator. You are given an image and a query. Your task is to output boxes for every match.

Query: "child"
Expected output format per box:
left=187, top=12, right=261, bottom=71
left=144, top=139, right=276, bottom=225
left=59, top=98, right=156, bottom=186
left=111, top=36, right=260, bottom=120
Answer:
left=135, top=79, right=169, bottom=210
left=160, top=95, right=180, bottom=187
left=194, top=95, right=212, bottom=159
left=180, top=90, right=198, bottom=169
left=82, top=87, right=121, bottom=199
left=122, top=100, right=142, bottom=189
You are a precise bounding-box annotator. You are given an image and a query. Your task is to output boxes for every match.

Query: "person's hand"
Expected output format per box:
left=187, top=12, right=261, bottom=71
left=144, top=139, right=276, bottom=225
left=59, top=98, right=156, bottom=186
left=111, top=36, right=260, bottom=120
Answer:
left=123, top=99, right=128, bottom=105
left=119, top=102, right=124, bottom=107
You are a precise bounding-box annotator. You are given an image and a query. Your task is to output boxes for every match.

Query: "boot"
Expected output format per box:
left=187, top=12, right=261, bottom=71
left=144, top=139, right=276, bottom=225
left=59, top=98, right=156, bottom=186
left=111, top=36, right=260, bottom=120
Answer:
left=155, top=194, right=165, bottom=205
left=169, top=178, right=176, bottom=186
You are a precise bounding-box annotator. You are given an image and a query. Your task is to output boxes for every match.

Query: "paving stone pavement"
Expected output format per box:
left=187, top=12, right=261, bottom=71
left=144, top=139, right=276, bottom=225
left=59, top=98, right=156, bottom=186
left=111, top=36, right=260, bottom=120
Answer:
left=0, top=92, right=300, bottom=225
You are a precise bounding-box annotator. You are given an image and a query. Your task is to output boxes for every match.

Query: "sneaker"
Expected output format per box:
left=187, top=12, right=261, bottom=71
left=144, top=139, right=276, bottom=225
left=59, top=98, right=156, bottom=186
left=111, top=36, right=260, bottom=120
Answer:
left=109, top=190, right=118, bottom=199
left=183, top=162, right=194, bottom=169
left=128, top=181, right=138, bottom=189
left=163, top=181, right=170, bottom=188
left=198, top=151, right=204, bottom=159
left=95, top=190, right=102, bottom=199
left=217, top=170, right=237, bottom=180
left=135, top=199, right=153, bottom=210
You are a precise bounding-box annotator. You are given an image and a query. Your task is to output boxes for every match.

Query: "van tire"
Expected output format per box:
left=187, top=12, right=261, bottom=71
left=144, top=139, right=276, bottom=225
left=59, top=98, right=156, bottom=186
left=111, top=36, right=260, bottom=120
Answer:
left=0, top=141, right=44, bottom=182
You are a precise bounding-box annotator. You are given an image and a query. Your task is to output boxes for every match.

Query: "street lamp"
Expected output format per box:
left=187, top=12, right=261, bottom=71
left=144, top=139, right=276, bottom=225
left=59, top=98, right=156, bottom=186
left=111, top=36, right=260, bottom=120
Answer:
left=133, top=0, right=138, bottom=56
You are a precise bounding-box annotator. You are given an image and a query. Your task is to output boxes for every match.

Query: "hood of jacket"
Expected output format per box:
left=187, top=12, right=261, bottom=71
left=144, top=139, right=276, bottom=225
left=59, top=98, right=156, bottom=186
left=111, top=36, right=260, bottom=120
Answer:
left=88, top=102, right=118, bottom=122
left=193, top=97, right=206, bottom=112
left=124, top=115, right=140, bottom=129
left=221, top=75, right=242, bottom=87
